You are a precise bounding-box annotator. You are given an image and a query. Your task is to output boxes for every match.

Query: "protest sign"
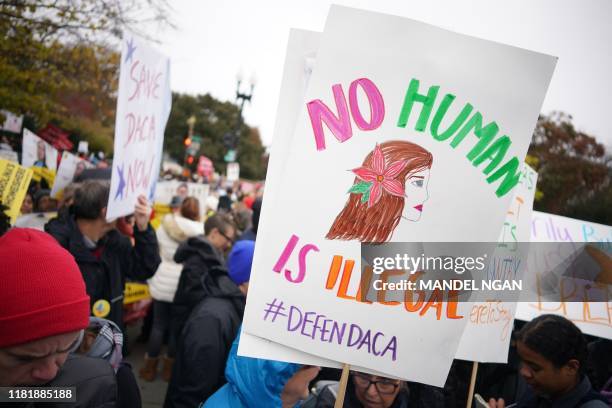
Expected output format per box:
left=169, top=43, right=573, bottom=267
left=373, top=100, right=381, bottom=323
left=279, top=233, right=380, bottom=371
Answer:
left=516, top=212, right=611, bottom=339
left=241, top=6, right=556, bottom=386
left=21, top=128, right=58, bottom=171
left=455, top=165, right=538, bottom=362
left=0, top=159, right=33, bottom=223
left=226, top=162, right=240, bottom=182
left=0, top=110, right=23, bottom=133
left=0, top=150, right=18, bottom=163
left=50, top=151, right=92, bottom=199
left=154, top=180, right=210, bottom=218
left=106, top=35, right=171, bottom=221
left=77, top=141, right=89, bottom=154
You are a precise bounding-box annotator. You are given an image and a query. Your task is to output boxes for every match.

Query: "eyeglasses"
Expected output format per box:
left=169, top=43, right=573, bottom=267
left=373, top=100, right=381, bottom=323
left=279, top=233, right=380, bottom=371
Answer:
left=352, top=373, right=400, bottom=395
left=219, top=229, right=234, bottom=245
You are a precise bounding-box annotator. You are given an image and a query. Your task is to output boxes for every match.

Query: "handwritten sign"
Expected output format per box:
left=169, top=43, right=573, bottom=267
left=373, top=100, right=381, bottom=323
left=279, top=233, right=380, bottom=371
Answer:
left=154, top=180, right=209, bottom=219
left=0, top=159, right=33, bottom=223
left=226, top=162, right=240, bottom=183
left=455, top=165, right=538, bottom=362
left=516, top=212, right=612, bottom=339
left=21, top=128, right=58, bottom=171
left=106, top=35, right=171, bottom=221
left=50, top=152, right=92, bottom=199
left=241, top=6, right=556, bottom=386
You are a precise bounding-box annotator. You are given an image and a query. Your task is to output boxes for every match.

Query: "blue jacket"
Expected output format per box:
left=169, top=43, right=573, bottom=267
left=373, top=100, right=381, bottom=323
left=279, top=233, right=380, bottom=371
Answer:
left=203, top=329, right=300, bottom=408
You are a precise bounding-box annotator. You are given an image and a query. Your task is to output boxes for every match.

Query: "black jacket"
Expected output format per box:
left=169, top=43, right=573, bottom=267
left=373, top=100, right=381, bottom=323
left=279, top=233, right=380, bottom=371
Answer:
left=45, top=215, right=161, bottom=328
left=173, top=235, right=225, bottom=309
left=12, top=355, right=118, bottom=408
left=164, top=266, right=245, bottom=408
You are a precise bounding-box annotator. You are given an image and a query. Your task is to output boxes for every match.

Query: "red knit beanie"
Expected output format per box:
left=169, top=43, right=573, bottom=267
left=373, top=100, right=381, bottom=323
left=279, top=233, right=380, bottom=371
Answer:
left=0, top=228, right=90, bottom=348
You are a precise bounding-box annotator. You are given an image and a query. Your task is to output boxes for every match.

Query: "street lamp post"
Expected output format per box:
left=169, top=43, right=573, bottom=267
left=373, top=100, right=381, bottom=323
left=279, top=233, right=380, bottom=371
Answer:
left=225, top=71, right=255, bottom=162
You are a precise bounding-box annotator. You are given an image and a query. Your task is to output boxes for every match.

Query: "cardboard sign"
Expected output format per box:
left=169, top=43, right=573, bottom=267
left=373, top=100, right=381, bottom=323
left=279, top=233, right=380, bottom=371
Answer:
left=455, top=165, right=538, bottom=362
left=21, top=128, right=58, bottom=171
left=107, top=35, right=171, bottom=221
left=516, top=212, right=611, bottom=339
left=50, top=151, right=92, bottom=199
left=154, top=180, right=210, bottom=219
left=0, top=159, right=33, bottom=223
left=241, top=6, right=556, bottom=386
left=226, top=162, right=240, bottom=182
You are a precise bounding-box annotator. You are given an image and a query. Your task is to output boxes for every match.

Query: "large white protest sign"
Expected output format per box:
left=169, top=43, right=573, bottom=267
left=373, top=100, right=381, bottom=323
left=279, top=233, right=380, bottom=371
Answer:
left=107, top=35, right=171, bottom=221
left=516, top=212, right=611, bottom=340
left=21, top=128, right=58, bottom=171
left=50, top=152, right=92, bottom=198
left=455, top=165, right=538, bottom=362
left=241, top=6, right=556, bottom=386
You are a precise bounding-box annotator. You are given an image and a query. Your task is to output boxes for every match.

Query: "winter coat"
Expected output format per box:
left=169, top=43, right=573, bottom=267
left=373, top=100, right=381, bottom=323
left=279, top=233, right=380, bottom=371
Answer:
left=515, top=375, right=609, bottom=408
left=163, top=267, right=246, bottom=408
left=45, top=215, right=161, bottom=328
left=171, top=235, right=225, bottom=338
left=203, top=329, right=300, bottom=408
left=147, top=214, right=203, bottom=302
left=12, top=354, right=118, bottom=407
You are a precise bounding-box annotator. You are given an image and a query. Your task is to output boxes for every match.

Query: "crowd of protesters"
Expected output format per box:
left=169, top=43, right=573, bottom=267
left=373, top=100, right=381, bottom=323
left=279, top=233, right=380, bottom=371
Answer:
left=0, top=159, right=610, bottom=407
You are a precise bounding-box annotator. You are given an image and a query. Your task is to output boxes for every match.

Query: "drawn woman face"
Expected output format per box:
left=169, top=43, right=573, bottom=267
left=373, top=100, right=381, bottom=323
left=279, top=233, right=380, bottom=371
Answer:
left=402, top=168, right=430, bottom=222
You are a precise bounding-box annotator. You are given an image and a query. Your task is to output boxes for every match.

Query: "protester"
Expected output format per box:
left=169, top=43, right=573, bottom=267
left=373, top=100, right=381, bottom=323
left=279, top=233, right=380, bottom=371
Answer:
left=34, top=188, right=55, bottom=212
left=314, top=372, right=445, bottom=408
left=217, top=187, right=234, bottom=213
left=140, top=197, right=203, bottom=382
left=0, top=228, right=118, bottom=406
left=171, top=213, right=235, bottom=340
left=203, top=329, right=321, bottom=407
left=488, top=314, right=608, bottom=408
left=20, top=191, right=33, bottom=214
left=44, top=180, right=161, bottom=330
left=0, top=203, right=10, bottom=236
left=238, top=196, right=262, bottom=241
left=164, top=240, right=253, bottom=408
left=78, top=317, right=142, bottom=408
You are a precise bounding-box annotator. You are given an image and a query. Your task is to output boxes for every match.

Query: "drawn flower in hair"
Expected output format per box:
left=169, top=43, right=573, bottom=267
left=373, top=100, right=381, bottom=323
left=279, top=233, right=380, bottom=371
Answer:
left=349, top=144, right=408, bottom=208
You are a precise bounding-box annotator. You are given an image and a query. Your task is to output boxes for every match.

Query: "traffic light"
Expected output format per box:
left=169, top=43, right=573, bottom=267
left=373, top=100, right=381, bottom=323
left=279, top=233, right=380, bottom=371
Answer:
left=223, top=132, right=236, bottom=149
left=184, top=136, right=192, bottom=147
left=186, top=155, right=194, bottom=165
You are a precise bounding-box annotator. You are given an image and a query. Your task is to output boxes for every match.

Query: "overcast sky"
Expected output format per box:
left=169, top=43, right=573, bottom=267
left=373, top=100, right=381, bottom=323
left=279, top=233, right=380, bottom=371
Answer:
left=148, top=0, right=612, bottom=149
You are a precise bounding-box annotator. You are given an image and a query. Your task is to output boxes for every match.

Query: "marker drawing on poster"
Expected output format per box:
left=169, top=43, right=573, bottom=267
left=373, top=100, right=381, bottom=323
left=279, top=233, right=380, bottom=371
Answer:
left=240, top=6, right=556, bottom=386
left=106, top=35, right=171, bottom=221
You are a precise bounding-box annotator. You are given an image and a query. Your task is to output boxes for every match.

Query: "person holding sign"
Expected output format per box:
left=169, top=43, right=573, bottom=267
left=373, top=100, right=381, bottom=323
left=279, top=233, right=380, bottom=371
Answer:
left=487, top=315, right=608, bottom=408
left=44, top=180, right=161, bottom=331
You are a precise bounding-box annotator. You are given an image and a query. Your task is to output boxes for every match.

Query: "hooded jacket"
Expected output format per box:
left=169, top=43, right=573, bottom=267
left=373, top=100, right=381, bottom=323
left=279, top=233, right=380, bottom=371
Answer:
left=163, top=267, right=246, bottom=408
left=148, top=214, right=203, bottom=302
left=203, top=329, right=300, bottom=408
left=44, top=215, right=161, bottom=328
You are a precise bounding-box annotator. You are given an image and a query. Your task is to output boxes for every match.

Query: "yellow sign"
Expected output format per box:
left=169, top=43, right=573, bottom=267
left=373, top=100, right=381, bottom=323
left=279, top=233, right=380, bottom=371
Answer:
left=30, top=166, right=56, bottom=186
left=0, top=159, right=33, bottom=223
left=123, top=282, right=151, bottom=304
left=92, top=299, right=111, bottom=318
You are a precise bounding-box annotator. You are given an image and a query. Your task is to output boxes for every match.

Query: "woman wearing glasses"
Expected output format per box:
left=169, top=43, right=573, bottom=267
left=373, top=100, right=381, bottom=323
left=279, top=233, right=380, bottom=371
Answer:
left=314, top=371, right=444, bottom=408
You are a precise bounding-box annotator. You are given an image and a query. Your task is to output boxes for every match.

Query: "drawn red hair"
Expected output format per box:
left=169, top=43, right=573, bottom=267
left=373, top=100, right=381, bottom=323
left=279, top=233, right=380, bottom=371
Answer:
left=326, top=140, right=432, bottom=243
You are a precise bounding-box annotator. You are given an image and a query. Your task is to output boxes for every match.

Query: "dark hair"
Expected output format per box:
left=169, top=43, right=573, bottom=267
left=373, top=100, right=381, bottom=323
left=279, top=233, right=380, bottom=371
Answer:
left=204, top=213, right=234, bottom=237
left=0, top=203, right=10, bottom=237
left=516, top=314, right=587, bottom=374
left=180, top=197, right=200, bottom=221
left=72, top=180, right=110, bottom=220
